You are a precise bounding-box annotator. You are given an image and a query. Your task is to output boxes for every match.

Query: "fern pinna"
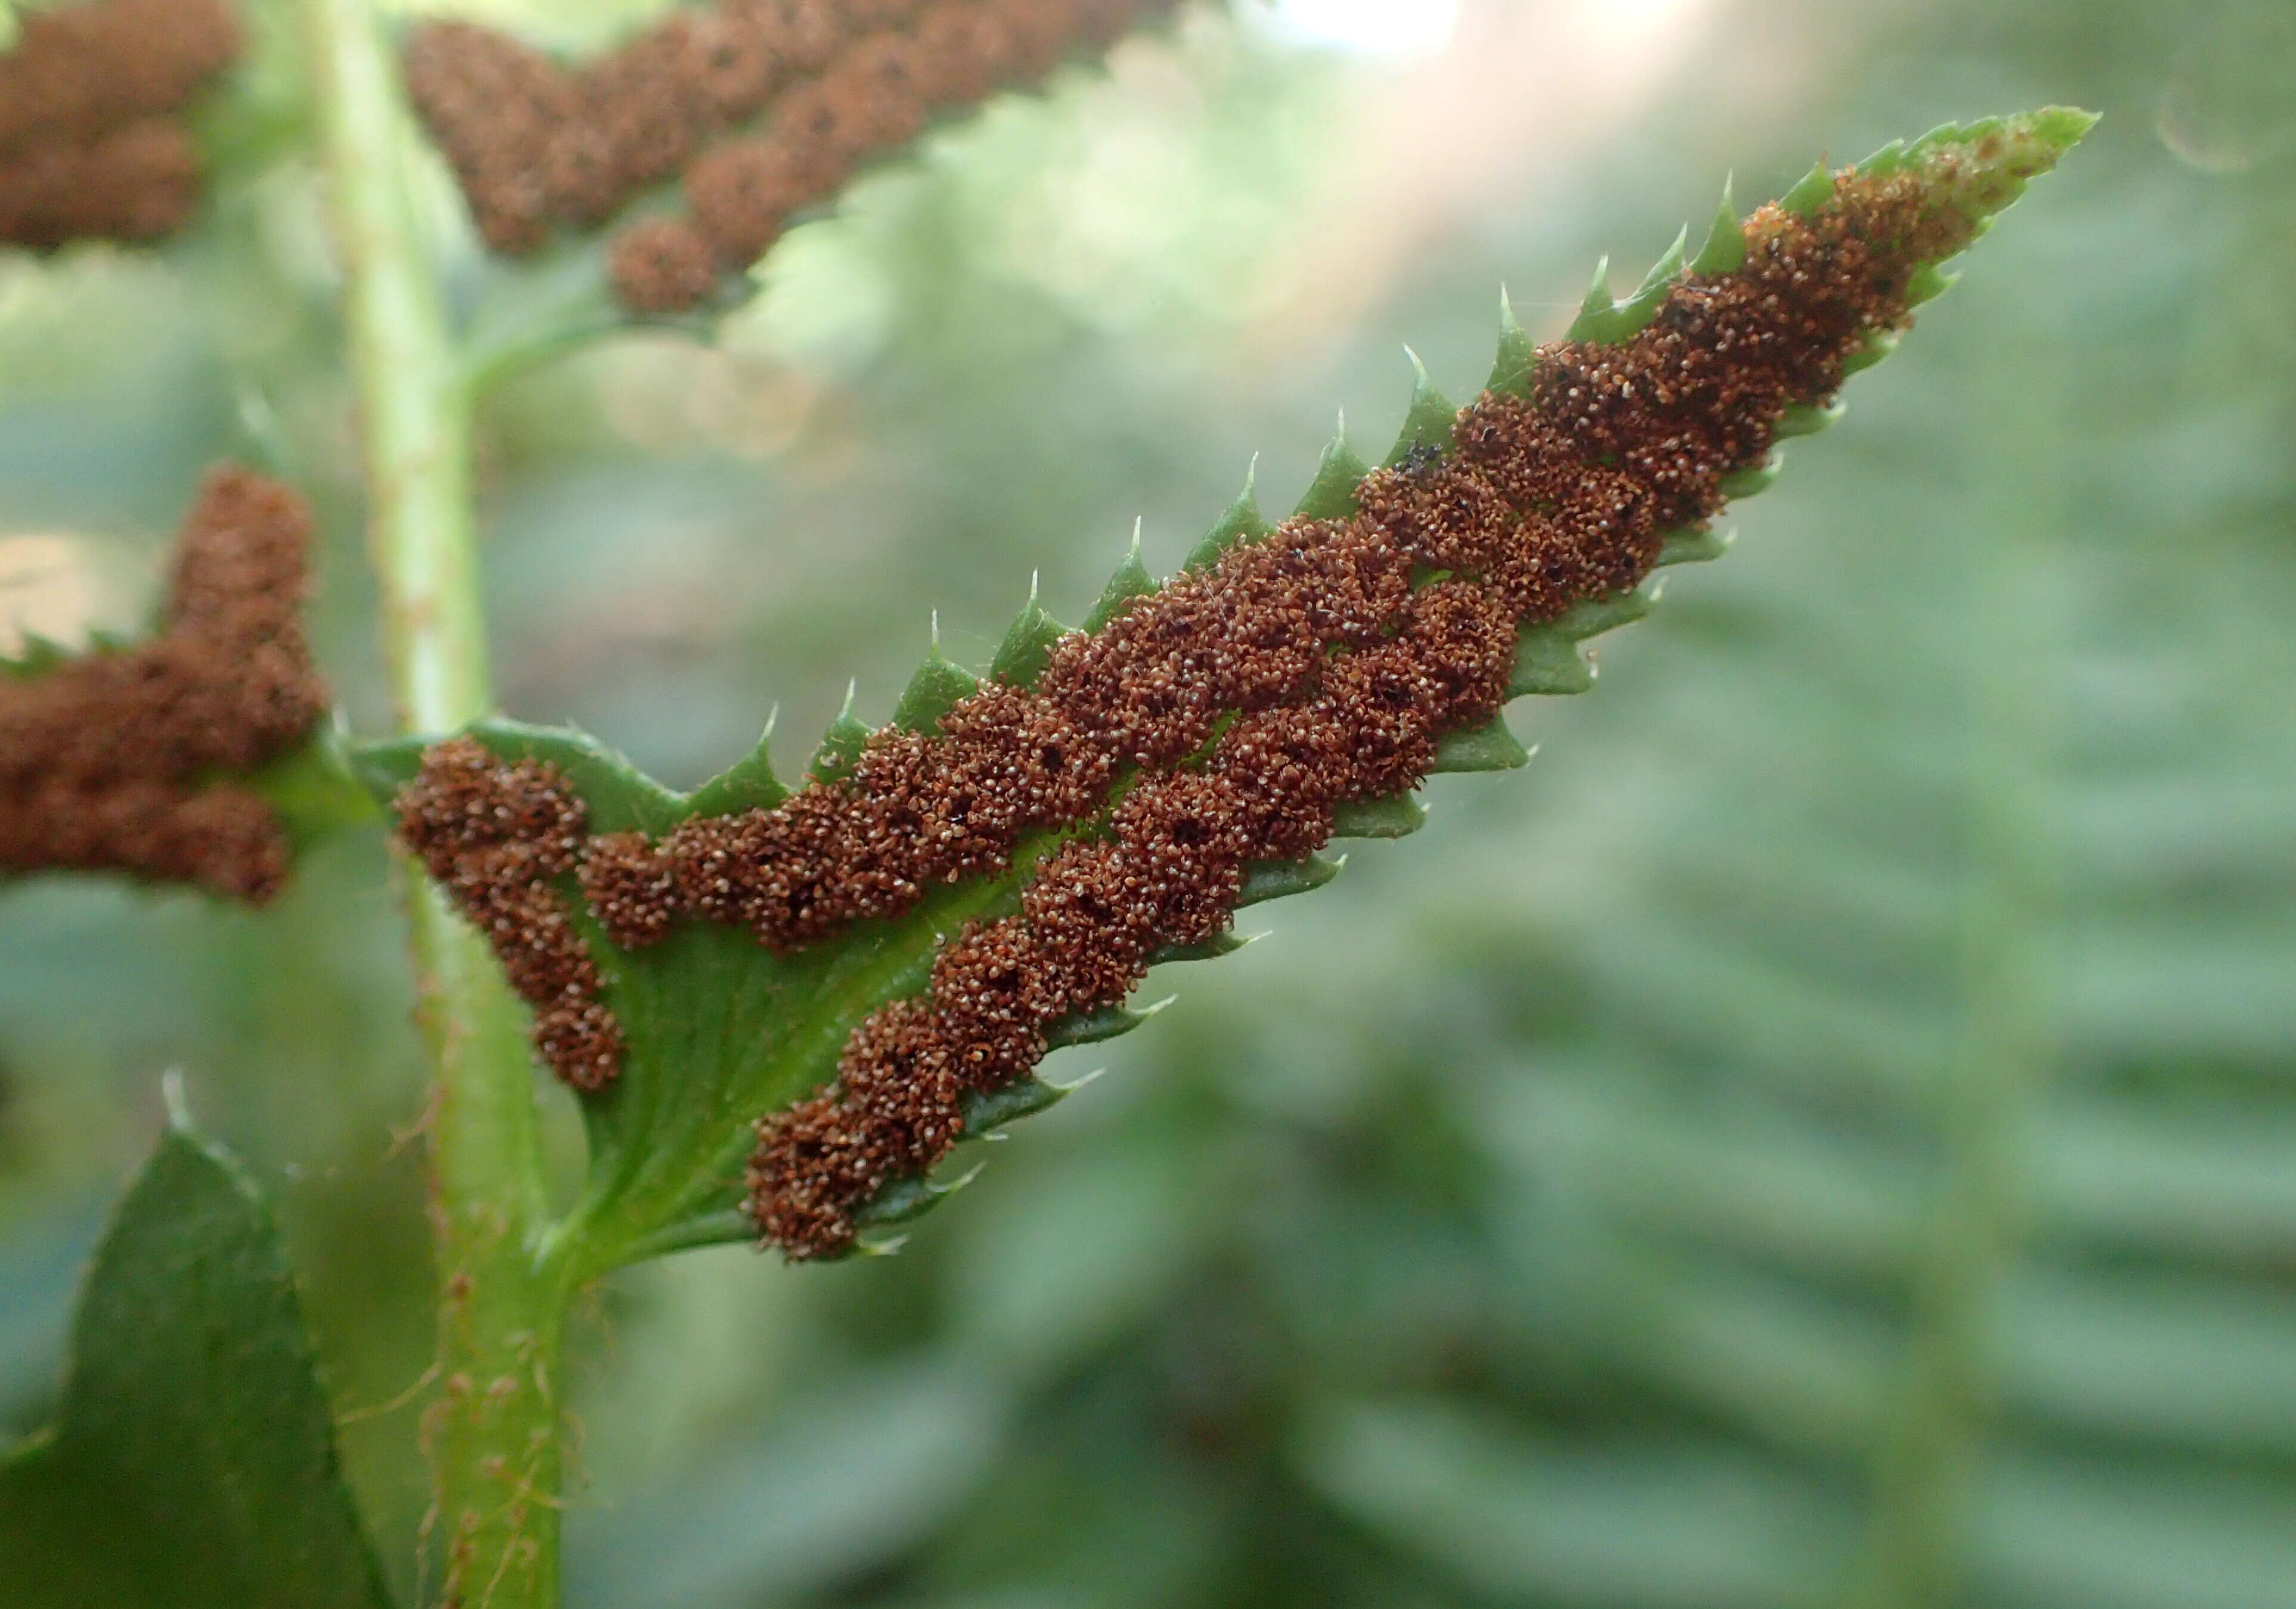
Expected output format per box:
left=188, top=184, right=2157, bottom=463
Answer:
left=0, top=0, right=239, bottom=250
left=356, top=110, right=2095, bottom=1268
left=0, top=469, right=330, bottom=900
left=0, top=3, right=2096, bottom=1599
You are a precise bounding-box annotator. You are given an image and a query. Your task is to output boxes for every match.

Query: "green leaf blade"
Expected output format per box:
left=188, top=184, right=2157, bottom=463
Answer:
left=0, top=1122, right=392, bottom=1609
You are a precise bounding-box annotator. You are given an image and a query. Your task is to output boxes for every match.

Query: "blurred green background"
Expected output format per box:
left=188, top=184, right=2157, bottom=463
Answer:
left=4, top=0, right=2294, bottom=1605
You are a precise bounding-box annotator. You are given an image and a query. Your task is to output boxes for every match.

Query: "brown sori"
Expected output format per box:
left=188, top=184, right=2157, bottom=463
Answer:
left=402, top=0, right=1178, bottom=313
left=393, top=739, right=624, bottom=1091
left=393, top=156, right=2011, bottom=1257
left=0, top=466, right=330, bottom=901
left=0, top=0, right=238, bottom=251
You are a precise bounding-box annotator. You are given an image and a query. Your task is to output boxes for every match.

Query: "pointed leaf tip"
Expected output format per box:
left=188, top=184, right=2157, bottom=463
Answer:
left=1774, top=398, right=1847, bottom=438
left=1149, top=930, right=1252, bottom=966
left=1330, top=794, right=1428, bottom=839
left=1236, top=853, right=1344, bottom=908
left=892, top=642, right=981, bottom=735
left=811, top=685, right=872, bottom=783
left=1488, top=285, right=1541, bottom=396
left=1086, top=522, right=1159, bottom=631
left=1859, top=138, right=1907, bottom=176
left=1187, top=459, right=1274, bottom=571
left=990, top=576, right=1069, bottom=690
left=1565, top=256, right=1616, bottom=342
left=1385, top=349, right=1460, bottom=467
left=1780, top=160, right=1838, bottom=218
left=1692, top=176, right=1746, bottom=276
left=1905, top=261, right=1960, bottom=306
left=1294, top=427, right=1372, bottom=521
left=959, top=1074, right=1072, bottom=1135
left=1605, top=225, right=1689, bottom=340
left=2031, top=105, right=2102, bottom=151
left=1718, top=448, right=1786, bottom=499
left=1431, top=716, right=1532, bottom=773
left=1841, top=327, right=1901, bottom=376
left=1044, top=1001, right=1159, bottom=1049
left=683, top=720, right=790, bottom=819
left=1509, top=623, right=1594, bottom=697
left=1656, top=526, right=1733, bottom=566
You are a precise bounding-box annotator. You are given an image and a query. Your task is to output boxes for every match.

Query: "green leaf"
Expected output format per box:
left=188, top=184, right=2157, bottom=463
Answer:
left=1185, top=462, right=1273, bottom=572
left=1509, top=624, right=1596, bottom=696
left=1841, top=328, right=1901, bottom=377
left=1429, top=717, right=1533, bottom=774
left=1692, top=177, right=1746, bottom=276
left=1045, top=998, right=1169, bottom=1049
left=1236, top=853, right=1345, bottom=909
left=1858, top=137, right=1909, bottom=177
left=1718, top=448, right=1788, bottom=499
left=854, top=1165, right=983, bottom=1229
left=1568, top=228, right=1689, bottom=345
left=891, top=631, right=980, bottom=736
left=1330, top=794, right=1428, bottom=839
left=1566, top=255, right=1616, bottom=343
left=246, top=725, right=382, bottom=848
left=809, top=687, right=873, bottom=784
left=1383, top=352, right=1459, bottom=467
left=468, top=718, right=691, bottom=835
left=1150, top=931, right=1254, bottom=967
left=1487, top=287, right=1541, bottom=397
left=958, top=1074, right=1077, bottom=1136
left=1905, top=261, right=1961, bottom=306
left=1616, top=225, right=1690, bottom=334
left=0, top=632, right=83, bottom=680
left=1775, top=399, right=1847, bottom=438
left=1555, top=581, right=1660, bottom=642
left=1293, top=423, right=1372, bottom=520
left=1657, top=526, right=1734, bottom=566
left=561, top=818, right=1082, bottom=1270
left=989, top=577, right=1069, bottom=690
left=383, top=111, right=2090, bottom=1270
left=682, top=720, right=791, bottom=819
left=0, top=1116, right=392, bottom=1608
left=1780, top=160, right=1837, bottom=218
left=1085, top=523, right=1160, bottom=631
left=459, top=240, right=721, bottom=400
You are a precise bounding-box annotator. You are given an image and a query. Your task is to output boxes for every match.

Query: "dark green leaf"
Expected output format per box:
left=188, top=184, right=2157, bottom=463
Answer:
left=891, top=638, right=980, bottom=736
left=1487, top=288, right=1541, bottom=396
left=809, top=689, right=873, bottom=784
left=1293, top=427, right=1371, bottom=520
left=1383, top=355, right=1459, bottom=467
left=1084, top=525, right=1159, bottom=632
left=988, top=579, right=1070, bottom=691
left=681, top=723, right=791, bottom=820
left=1184, top=465, right=1272, bottom=572
left=0, top=1119, right=392, bottom=1609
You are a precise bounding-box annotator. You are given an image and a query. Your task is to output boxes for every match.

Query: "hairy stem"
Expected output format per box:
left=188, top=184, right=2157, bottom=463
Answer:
left=303, top=0, right=567, bottom=1602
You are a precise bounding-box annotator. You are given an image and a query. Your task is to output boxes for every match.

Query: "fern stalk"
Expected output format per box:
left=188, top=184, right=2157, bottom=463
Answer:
left=1854, top=315, right=2071, bottom=1607
left=303, top=0, right=570, bottom=1602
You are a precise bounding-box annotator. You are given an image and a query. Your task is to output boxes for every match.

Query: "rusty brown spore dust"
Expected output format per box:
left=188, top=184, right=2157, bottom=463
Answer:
left=0, top=467, right=330, bottom=901
left=401, top=0, right=1177, bottom=315
left=0, top=0, right=240, bottom=251
left=393, top=147, right=2035, bottom=1258
left=393, top=737, right=625, bottom=1091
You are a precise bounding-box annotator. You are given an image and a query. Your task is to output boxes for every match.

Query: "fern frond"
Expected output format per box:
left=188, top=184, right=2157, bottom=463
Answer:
left=368, top=110, right=2092, bottom=1266
left=0, top=467, right=362, bottom=901
left=403, top=0, right=1181, bottom=324
left=0, top=0, right=241, bottom=252
left=1299, top=134, right=2296, bottom=1609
